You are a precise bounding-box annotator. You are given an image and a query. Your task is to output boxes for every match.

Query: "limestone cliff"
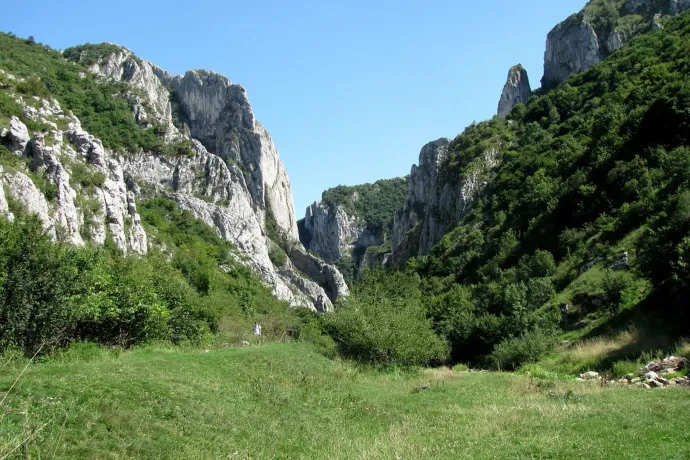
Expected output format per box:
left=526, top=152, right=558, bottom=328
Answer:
left=301, top=202, right=383, bottom=264
left=390, top=138, right=499, bottom=267
left=542, top=1, right=690, bottom=87
left=0, top=44, right=347, bottom=312
left=497, top=64, right=531, bottom=118
left=299, top=178, right=407, bottom=280
left=542, top=13, right=601, bottom=88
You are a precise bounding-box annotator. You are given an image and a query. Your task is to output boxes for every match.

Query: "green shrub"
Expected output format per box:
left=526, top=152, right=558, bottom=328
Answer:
left=489, top=329, right=558, bottom=371
left=601, top=270, right=644, bottom=313
left=324, top=269, right=449, bottom=366
left=268, top=244, right=288, bottom=268
left=163, top=139, right=195, bottom=158
left=452, top=363, right=469, bottom=372
left=290, top=308, right=338, bottom=358
left=0, top=215, right=85, bottom=354
left=15, top=76, right=50, bottom=98
left=611, top=360, right=639, bottom=378
left=70, top=162, right=106, bottom=190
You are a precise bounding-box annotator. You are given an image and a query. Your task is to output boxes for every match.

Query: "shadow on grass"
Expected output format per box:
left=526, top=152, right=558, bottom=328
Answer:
left=580, top=287, right=689, bottom=371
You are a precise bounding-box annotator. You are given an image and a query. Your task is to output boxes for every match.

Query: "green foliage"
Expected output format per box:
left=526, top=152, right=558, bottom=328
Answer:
left=489, top=329, right=559, bottom=371
left=163, top=139, right=195, bottom=158
left=601, top=269, right=645, bottom=313
left=0, top=215, right=86, bottom=354
left=335, top=254, right=357, bottom=285
left=0, top=33, right=164, bottom=152
left=62, top=43, right=126, bottom=66
left=320, top=177, right=408, bottom=235
left=268, top=243, right=288, bottom=268
left=410, top=12, right=690, bottom=363
left=324, top=269, right=448, bottom=366
left=69, top=162, right=106, bottom=191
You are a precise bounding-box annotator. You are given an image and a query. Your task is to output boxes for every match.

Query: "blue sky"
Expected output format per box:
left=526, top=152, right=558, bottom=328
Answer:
left=3, top=0, right=585, bottom=215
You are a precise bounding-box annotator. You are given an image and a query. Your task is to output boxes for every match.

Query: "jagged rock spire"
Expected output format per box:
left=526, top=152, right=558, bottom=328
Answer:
left=497, top=64, right=531, bottom=118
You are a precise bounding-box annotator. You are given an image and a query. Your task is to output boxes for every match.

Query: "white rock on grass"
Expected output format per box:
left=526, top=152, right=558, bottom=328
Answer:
left=579, top=371, right=600, bottom=380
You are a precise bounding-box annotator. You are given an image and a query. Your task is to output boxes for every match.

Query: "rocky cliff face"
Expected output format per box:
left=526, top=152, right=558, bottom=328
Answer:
left=497, top=64, right=531, bottom=118
left=542, top=14, right=601, bottom=88
left=0, top=46, right=347, bottom=312
left=390, top=139, right=499, bottom=267
left=0, top=109, right=148, bottom=253
left=542, top=2, right=690, bottom=87
left=301, top=201, right=383, bottom=264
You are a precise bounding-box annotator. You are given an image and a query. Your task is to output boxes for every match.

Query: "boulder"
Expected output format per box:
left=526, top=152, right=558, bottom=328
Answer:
left=648, top=379, right=664, bottom=388
left=1, top=116, right=30, bottom=153
left=644, top=371, right=659, bottom=381
left=580, top=371, right=600, bottom=380
left=643, top=357, right=687, bottom=373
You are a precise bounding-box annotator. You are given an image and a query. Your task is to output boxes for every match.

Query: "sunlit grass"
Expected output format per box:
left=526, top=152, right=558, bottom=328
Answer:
left=1, top=343, right=688, bottom=459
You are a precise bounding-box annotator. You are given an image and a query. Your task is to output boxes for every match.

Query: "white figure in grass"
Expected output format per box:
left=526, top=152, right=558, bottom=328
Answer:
left=253, top=322, right=262, bottom=337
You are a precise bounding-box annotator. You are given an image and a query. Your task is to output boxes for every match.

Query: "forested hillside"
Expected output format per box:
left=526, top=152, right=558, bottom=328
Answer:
left=320, top=178, right=408, bottom=235
left=400, top=9, right=690, bottom=364
left=299, top=177, right=407, bottom=283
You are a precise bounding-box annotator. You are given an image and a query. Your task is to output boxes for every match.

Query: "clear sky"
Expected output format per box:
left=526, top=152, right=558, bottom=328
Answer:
left=3, top=0, right=586, bottom=215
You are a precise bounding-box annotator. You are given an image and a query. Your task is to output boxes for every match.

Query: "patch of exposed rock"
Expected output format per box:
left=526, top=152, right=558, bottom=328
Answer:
left=497, top=64, right=531, bottom=118
left=0, top=102, right=149, bottom=253
left=542, top=14, right=601, bottom=88
left=301, top=201, right=383, bottom=264
left=390, top=138, right=499, bottom=267
left=57, top=49, right=346, bottom=311
left=542, top=2, right=690, bottom=87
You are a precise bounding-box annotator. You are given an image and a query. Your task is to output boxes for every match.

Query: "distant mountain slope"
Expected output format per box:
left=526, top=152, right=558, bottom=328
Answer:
left=299, top=177, right=407, bottom=282
left=389, top=10, right=690, bottom=362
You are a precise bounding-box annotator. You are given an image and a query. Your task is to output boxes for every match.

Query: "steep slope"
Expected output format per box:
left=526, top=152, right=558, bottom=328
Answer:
left=390, top=132, right=501, bottom=268
left=0, top=35, right=347, bottom=312
left=399, top=10, right=690, bottom=362
left=299, top=177, right=407, bottom=281
left=497, top=64, right=532, bottom=118
left=542, top=0, right=690, bottom=87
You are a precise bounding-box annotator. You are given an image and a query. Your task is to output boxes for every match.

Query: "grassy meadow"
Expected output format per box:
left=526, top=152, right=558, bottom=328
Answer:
left=1, top=342, right=688, bottom=459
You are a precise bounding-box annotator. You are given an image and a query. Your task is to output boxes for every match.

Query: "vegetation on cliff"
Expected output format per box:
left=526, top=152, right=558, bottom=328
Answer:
left=321, top=177, right=408, bottom=236
left=0, top=33, right=165, bottom=152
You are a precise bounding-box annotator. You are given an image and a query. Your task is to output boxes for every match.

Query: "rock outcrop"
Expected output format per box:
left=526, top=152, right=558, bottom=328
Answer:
left=390, top=138, right=499, bottom=267
left=78, top=47, right=180, bottom=138
left=1, top=116, right=30, bottom=152
left=2, top=171, right=54, bottom=235
left=0, top=96, right=148, bottom=253
left=0, top=167, right=12, bottom=222
left=497, top=64, right=531, bottom=118
left=542, top=14, right=601, bottom=88
left=542, top=2, right=690, bottom=87
left=301, top=201, right=383, bottom=264
left=55, top=45, right=344, bottom=311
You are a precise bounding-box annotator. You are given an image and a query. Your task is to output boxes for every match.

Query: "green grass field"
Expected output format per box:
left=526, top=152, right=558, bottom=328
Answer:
left=1, top=343, right=688, bottom=459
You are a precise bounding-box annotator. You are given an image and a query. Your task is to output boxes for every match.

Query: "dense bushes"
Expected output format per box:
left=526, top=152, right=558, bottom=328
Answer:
left=489, top=329, right=559, bottom=371
left=404, top=11, right=690, bottom=363
left=0, top=216, right=86, bottom=354
left=0, top=197, right=304, bottom=356
left=324, top=269, right=448, bottom=366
